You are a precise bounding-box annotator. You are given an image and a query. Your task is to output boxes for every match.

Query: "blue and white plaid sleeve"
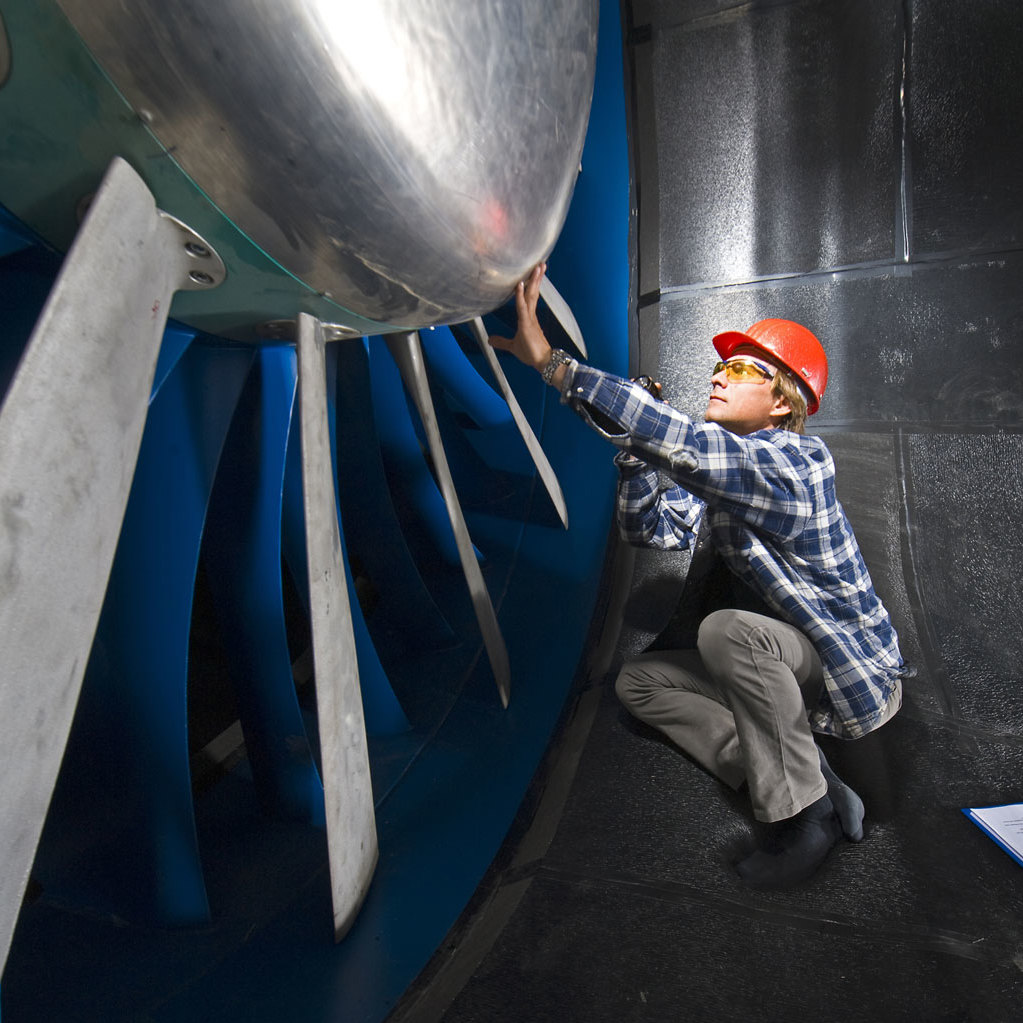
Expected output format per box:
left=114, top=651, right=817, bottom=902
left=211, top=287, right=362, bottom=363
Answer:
left=563, top=362, right=813, bottom=541
left=614, top=451, right=703, bottom=550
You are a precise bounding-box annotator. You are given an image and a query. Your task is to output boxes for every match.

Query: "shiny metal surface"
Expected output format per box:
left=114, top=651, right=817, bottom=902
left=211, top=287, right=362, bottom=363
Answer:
left=540, top=276, right=588, bottom=358
left=158, top=213, right=227, bottom=290
left=296, top=314, right=377, bottom=940
left=385, top=330, right=511, bottom=707
left=469, top=317, right=568, bottom=529
left=0, top=157, right=222, bottom=972
left=55, top=0, right=598, bottom=329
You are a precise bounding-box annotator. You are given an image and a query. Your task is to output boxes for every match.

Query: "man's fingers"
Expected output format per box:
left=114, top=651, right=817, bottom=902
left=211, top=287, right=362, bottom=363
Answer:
left=514, top=279, right=528, bottom=320
left=488, top=333, right=513, bottom=352
left=522, top=262, right=545, bottom=309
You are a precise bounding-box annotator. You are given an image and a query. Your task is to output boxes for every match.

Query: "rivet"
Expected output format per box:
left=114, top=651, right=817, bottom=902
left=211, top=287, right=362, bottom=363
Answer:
left=185, top=240, right=211, bottom=259
left=189, top=269, right=215, bottom=286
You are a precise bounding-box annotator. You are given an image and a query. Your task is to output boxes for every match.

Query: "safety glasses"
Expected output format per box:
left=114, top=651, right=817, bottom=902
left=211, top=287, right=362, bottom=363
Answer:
left=712, top=357, right=776, bottom=384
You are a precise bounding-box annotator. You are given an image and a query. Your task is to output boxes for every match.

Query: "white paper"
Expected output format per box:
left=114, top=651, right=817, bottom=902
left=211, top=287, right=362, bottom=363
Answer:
left=966, top=802, right=1023, bottom=863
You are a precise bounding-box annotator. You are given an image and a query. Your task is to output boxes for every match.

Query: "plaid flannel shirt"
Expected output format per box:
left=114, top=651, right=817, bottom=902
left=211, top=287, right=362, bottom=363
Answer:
left=561, top=361, right=903, bottom=739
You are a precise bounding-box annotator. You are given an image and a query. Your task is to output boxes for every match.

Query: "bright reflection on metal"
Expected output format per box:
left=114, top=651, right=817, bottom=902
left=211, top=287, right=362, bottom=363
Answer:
left=307, top=2, right=447, bottom=167
left=56, top=0, right=598, bottom=329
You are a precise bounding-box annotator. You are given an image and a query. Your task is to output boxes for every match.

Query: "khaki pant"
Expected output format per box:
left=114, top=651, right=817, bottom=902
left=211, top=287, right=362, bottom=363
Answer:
left=615, top=609, right=827, bottom=823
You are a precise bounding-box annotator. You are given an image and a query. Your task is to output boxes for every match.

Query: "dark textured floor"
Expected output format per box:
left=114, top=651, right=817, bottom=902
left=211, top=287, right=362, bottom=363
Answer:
left=387, top=2, right=1023, bottom=1020
left=388, top=536, right=1023, bottom=1023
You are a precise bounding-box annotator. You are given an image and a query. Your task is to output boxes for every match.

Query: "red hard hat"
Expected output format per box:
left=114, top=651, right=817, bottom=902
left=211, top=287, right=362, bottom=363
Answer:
left=712, top=319, right=828, bottom=415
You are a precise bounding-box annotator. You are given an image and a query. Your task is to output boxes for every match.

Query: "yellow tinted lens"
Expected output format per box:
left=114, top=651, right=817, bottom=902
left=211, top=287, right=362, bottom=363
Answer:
left=720, top=359, right=770, bottom=382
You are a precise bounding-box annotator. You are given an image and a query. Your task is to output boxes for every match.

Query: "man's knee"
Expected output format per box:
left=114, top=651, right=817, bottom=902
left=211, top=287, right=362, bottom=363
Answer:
left=697, top=609, right=747, bottom=664
left=697, top=609, right=784, bottom=685
left=614, top=661, right=645, bottom=709
left=614, top=653, right=678, bottom=710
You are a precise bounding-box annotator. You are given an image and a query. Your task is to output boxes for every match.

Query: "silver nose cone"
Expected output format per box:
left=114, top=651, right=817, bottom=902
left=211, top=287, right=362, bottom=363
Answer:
left=56, top=0, right=598, bottom=328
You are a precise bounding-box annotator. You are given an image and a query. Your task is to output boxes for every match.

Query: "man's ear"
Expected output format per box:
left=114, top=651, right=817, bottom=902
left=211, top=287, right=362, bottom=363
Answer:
left=769, top=393, right=792, bottom=422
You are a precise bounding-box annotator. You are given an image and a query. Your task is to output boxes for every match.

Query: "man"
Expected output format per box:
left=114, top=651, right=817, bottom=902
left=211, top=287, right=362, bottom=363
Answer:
left=490, top=264, right=904, bottom=887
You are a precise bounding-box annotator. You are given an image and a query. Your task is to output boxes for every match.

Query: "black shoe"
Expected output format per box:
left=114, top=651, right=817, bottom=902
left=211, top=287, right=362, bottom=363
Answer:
left=735, top=796, right=843, bottom=889
left=817, top=746, right=865, bottom=842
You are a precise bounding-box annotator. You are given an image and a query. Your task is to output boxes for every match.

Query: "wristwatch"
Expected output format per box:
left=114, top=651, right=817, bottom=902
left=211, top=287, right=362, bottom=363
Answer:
left=631, top=374, right=662, bottom=399
left=541, top=348, right=572, bottom=386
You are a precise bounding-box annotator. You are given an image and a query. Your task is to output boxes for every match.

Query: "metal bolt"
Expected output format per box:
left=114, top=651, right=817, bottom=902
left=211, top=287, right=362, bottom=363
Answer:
left=323, top=323, right=361, bottom=341
left=185, top=241, right=211, bottom=259
left=189, top=269, right=215, bottom=286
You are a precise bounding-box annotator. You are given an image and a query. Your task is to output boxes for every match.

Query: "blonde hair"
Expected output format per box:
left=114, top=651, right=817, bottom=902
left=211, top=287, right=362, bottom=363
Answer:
left=771, top=369, right=809, bottom=434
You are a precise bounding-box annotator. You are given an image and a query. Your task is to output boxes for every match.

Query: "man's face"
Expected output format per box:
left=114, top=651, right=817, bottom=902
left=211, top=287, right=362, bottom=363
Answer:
left=703, top=346, right=791, bottom=435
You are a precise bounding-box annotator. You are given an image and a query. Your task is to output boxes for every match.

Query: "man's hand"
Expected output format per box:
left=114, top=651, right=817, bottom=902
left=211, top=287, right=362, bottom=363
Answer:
left=488, top=263, right=552, bottom=373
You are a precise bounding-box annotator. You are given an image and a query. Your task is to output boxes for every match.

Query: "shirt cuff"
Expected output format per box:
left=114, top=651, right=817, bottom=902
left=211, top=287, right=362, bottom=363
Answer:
left=558, top=357, right=582, bottom=399
left=559, top=361, right=634, bottom=441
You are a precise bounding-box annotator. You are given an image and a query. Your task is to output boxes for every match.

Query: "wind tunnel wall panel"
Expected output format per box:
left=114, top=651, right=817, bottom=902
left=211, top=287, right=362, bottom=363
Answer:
left=643, top=256, right=1023, bottom=430
left=640, top=0, right=899, bottom=291
left=909, top=0, right=1023, bottom=257
left=906, top=434, right=1023, bottom=736
left=820, top=433, right=928, bottom=705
